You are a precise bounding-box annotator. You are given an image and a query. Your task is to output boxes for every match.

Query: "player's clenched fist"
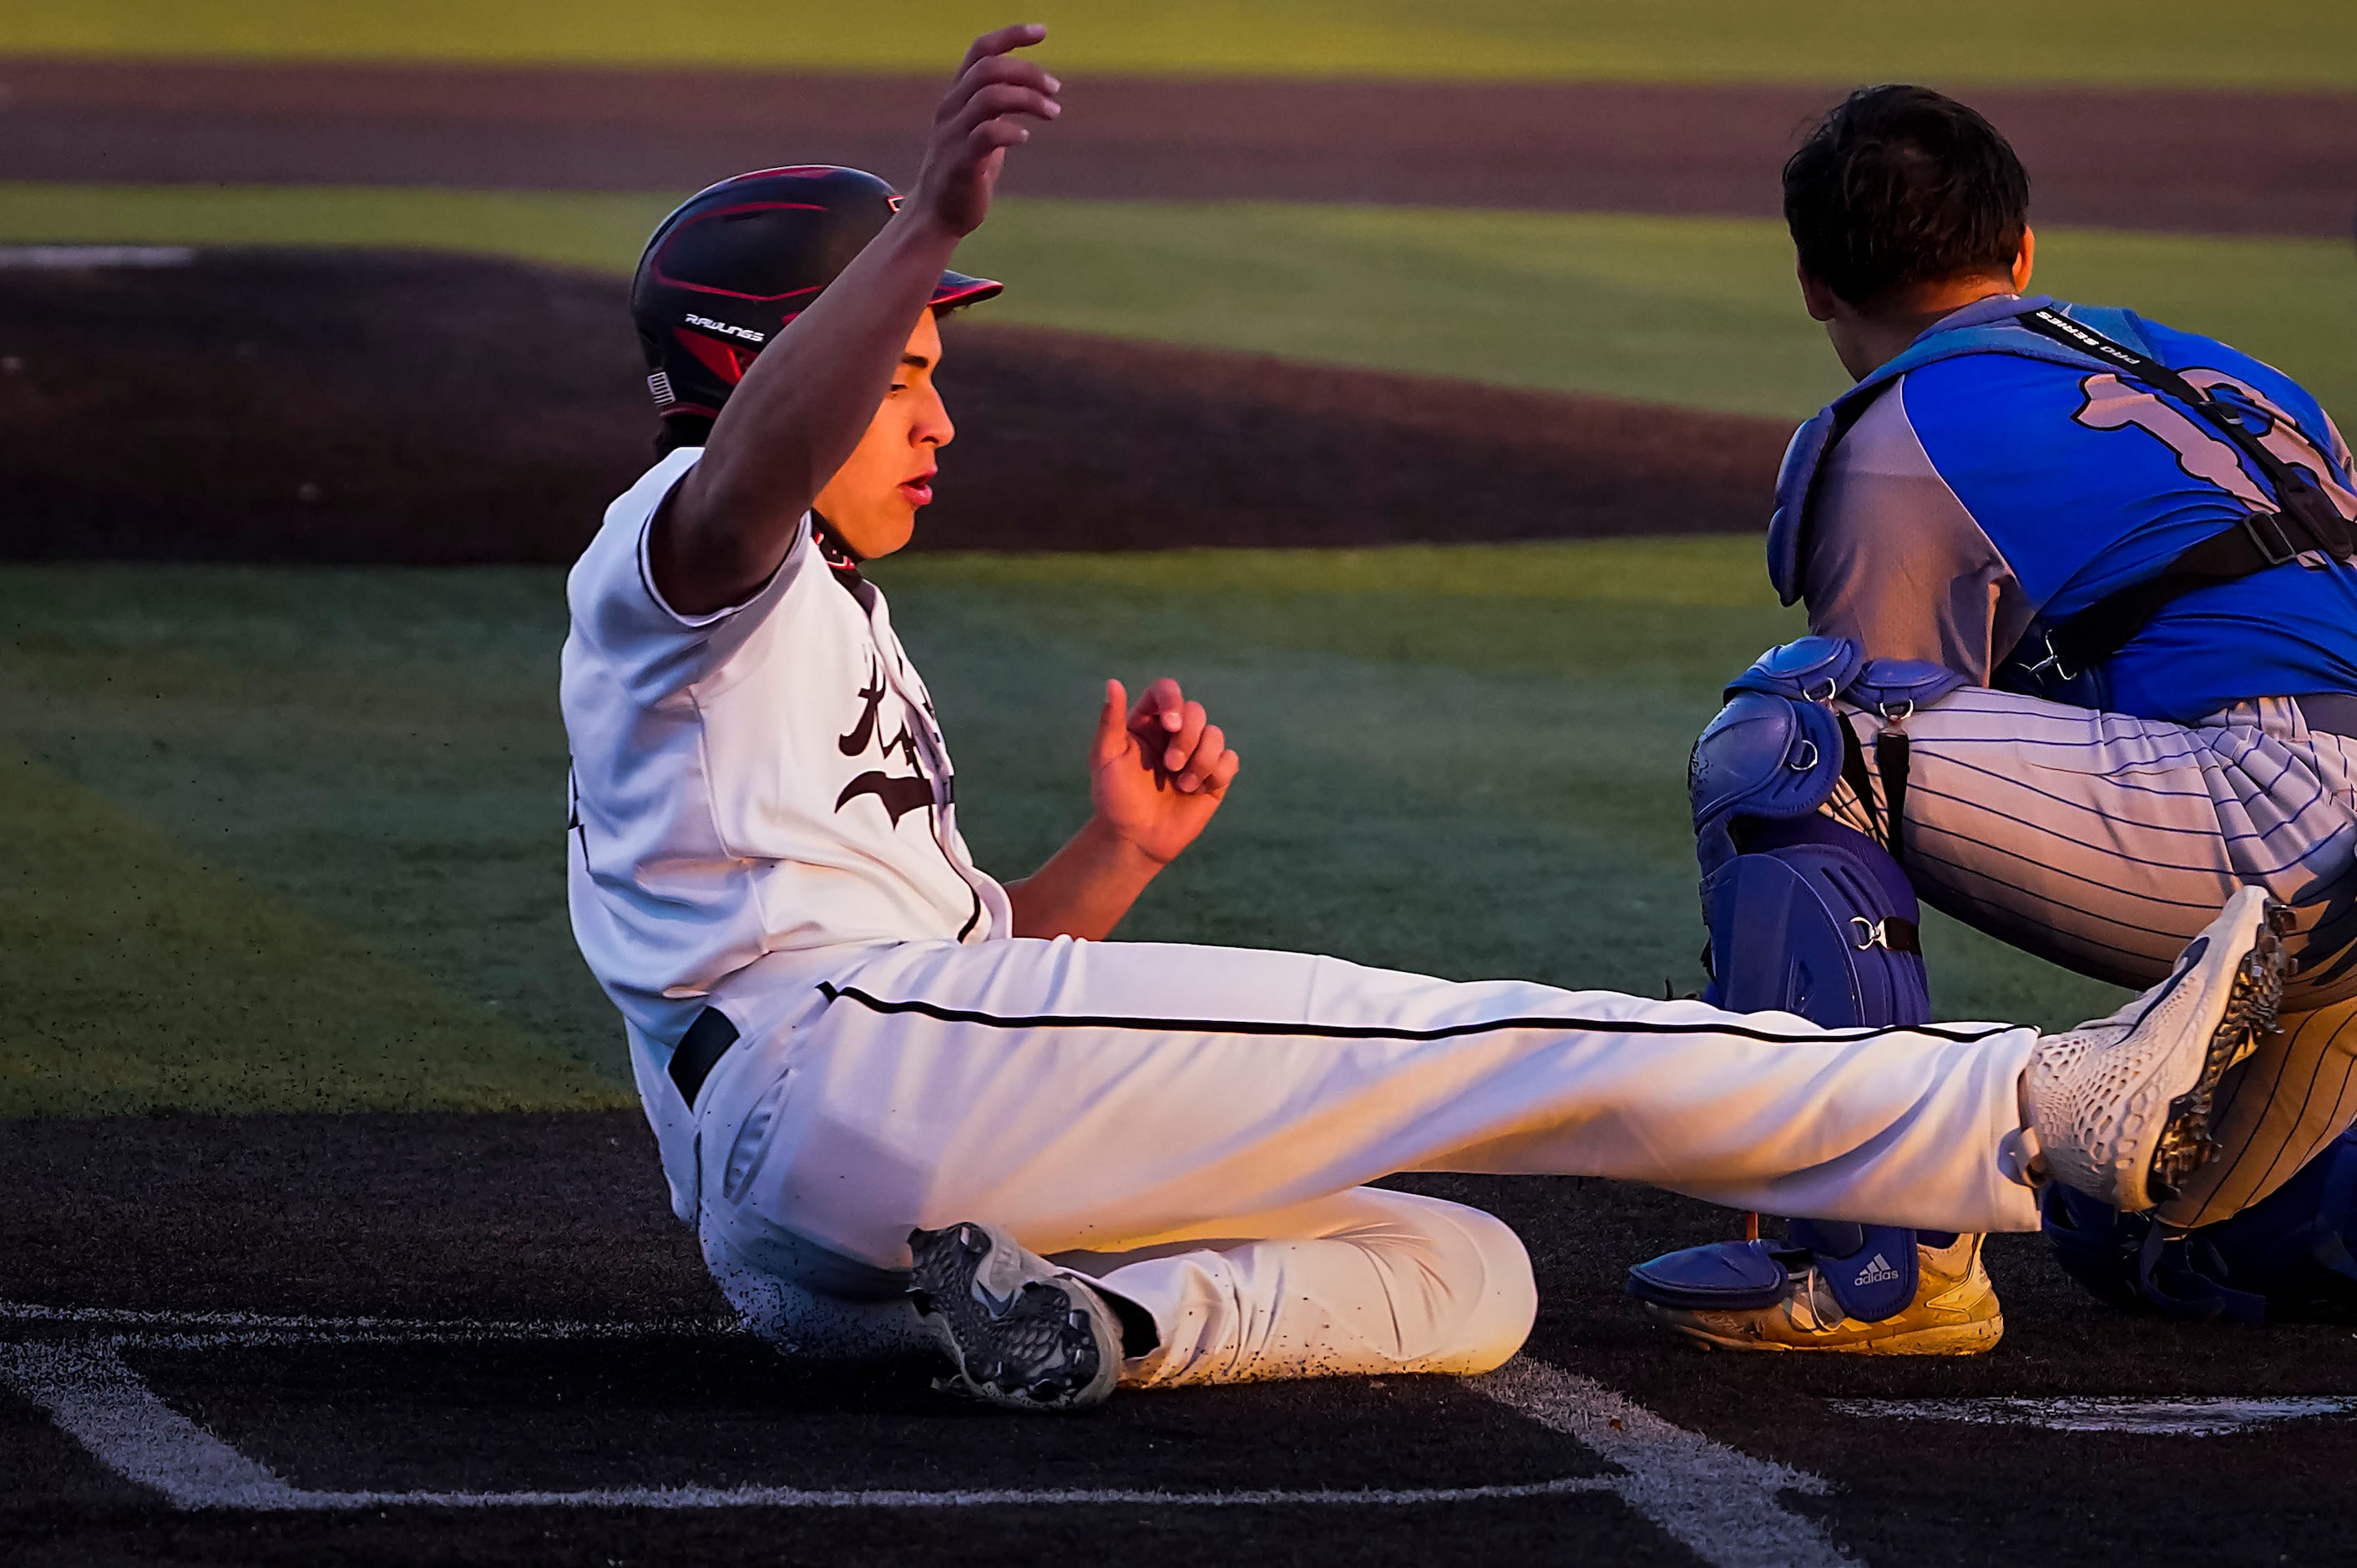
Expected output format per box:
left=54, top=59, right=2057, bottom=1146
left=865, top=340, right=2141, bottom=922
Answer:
left=909, top=24, right=1061, bottom=239
left=1091, top=677, right=1242, bottom=866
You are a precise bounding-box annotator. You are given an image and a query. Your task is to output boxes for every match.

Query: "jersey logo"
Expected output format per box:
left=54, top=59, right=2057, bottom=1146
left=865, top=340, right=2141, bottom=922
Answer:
left=2073, top=370, right=2357, bottom=522
left=836, top=770, right=936, bottom=824
left=834, top=655, right=935, bottom=827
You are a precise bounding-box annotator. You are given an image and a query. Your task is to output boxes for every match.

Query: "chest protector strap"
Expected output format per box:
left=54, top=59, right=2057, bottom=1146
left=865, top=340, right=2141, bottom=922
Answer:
left=1998, top=310, right=2357, bottom=690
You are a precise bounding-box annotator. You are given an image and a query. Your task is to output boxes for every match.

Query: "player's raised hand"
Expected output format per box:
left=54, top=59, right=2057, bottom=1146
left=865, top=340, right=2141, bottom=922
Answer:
left=1090, top=677, right=1241, bottom=865
left=910, top=24, right=1061, bottom=238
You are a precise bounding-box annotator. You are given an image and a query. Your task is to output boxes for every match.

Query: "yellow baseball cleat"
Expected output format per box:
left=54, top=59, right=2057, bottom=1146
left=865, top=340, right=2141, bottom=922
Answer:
left=1638, top=1233, right=2004, bottom=1355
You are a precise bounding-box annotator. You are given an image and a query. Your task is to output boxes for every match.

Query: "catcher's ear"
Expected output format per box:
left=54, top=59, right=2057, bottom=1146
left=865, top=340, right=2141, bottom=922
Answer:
left=1795, top=262, right=1842, bottom=324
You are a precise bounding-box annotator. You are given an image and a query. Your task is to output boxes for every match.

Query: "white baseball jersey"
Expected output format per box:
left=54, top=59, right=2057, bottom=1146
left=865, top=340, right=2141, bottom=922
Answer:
left=560, top=446, right=1010, bottom=1048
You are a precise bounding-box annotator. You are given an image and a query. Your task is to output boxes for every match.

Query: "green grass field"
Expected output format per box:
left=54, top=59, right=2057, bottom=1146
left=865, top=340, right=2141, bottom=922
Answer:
left=9, top=1, right=2353, bottom=88
left=0, top=548, right=2127, bottom=1116
left=8, top=185, right=2354, bottom=422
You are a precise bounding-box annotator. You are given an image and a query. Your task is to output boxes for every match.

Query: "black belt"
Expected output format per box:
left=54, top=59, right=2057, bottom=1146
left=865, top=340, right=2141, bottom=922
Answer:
left=668, top=1006, right=740, bottom=1106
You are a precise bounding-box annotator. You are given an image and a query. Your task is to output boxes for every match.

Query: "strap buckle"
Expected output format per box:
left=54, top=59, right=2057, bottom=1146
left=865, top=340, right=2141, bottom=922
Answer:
left=2021, top=630, right=2078, bottom=685
left=1849, top=914, right=1922, bottom=954
left=2242, top=510, right=2299, bottom=568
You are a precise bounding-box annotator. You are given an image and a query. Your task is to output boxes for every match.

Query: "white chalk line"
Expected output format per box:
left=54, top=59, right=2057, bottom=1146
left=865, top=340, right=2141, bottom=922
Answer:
left=1829, top=1394, right=2357, bottom=1436
left=1, top=1302, right=1853, bottom=1564
left=105, top=1332, right=711, bottom=1352
left=1474, top=1363, right=1854, bottom=1568
left=0, top=1336, right=1617, bottom=1515
left=159, top=1477, right=1622, bottom=1514
left=0, top=241, right=196, bottom=268
left=290, top=1478, right=1619, bottom=1512
left=0, top=245, right=197, bottom=270
left=0, top=1300, right=741, bottom=1344
left=0, top=1341, right=298, bottom=1510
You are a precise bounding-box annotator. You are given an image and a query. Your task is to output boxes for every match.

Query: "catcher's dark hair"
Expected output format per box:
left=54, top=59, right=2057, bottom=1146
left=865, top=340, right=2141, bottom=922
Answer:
left=1783, top=85, right=2029, bottom=307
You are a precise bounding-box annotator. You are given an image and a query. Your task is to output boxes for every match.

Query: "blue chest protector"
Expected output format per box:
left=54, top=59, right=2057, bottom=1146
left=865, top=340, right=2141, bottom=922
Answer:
left=1768, top=296, right=2357, bottom=718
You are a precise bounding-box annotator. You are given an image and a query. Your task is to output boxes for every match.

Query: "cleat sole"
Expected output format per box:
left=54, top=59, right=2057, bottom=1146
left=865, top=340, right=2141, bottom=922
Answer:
left=1645, top=1304, right=2005, bottom=1357
left=908, top=1222, right=1004, bottom=1395
left=907, top=1222, right=1110, bottom=1414
left=2148, top=907, right=2288, bottom=1199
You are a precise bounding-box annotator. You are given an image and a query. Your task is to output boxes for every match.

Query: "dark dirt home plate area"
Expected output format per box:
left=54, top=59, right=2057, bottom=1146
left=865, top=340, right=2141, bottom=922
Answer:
left=9, top=1115, right=2357, bottom=1565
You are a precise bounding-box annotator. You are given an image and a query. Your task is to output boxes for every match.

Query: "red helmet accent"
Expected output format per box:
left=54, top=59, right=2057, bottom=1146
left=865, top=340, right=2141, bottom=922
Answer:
left=670, top=326, right=751, bottom=387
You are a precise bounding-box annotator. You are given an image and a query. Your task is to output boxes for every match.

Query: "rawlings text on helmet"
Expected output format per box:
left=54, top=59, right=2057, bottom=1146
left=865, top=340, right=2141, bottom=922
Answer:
left=684, top=312, right=766, bottom=345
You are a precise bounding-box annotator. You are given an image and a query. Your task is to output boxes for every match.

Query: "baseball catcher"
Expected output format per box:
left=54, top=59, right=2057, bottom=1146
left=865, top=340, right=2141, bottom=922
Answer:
left=1629, top=87, right=2357, bottom=1352
left=563, top=28, right=2299, bottom=1410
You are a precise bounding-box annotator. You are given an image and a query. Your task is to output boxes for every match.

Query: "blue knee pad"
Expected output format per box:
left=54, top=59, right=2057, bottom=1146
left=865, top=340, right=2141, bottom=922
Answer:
left=2043, top=1125, right=2357, bottom=1323
left=1686, top=636, right=1957, bottom=1028
left=1699, top=812, right=1929, bottom=1029
left=1629, top=637, right=1962, bottom=1324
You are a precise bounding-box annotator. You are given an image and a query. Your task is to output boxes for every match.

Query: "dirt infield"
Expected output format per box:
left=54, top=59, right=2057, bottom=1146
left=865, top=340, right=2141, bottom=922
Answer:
left=0, top=249, right=1788, bottom=563
left=8, top=1111, right=2357, bottom=1565
left=8, top=58, right=2354, bottom=236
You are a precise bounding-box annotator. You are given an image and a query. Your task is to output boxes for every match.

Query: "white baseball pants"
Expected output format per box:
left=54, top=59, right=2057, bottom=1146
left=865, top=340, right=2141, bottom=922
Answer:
left=670, top=933, right=2043, bottom=1388
left=1833, top=688, right=2357, bottom=1226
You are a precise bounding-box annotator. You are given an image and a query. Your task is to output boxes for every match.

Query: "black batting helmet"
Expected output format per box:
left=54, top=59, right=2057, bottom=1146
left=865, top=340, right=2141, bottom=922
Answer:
left=629, top=165, right=1001, bottom=422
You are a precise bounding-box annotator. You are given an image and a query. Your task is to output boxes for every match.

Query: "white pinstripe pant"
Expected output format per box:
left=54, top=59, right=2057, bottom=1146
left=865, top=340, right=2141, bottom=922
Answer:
left=1834, top=690, right=2357, bottom=1227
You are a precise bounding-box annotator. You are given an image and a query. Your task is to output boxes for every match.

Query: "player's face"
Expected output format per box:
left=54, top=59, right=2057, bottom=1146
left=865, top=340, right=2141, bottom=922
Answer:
left=812, top=309, right=953, bottom=559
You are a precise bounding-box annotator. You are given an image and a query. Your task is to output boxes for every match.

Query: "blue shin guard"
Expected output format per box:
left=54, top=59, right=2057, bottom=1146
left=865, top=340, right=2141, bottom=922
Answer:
left=1628, top=638, right=1950, bottom=1324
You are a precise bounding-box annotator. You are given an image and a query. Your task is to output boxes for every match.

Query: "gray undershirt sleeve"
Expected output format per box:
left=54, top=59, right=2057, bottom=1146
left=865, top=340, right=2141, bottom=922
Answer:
left=1799, top=378, right=2034, bottom=685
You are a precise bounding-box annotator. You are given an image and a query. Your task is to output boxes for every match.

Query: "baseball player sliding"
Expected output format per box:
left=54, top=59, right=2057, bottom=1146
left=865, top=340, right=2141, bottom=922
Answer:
left=1630, top=87, right=2357, bottom=1353
left=564, top=27, right=2295, bottom=1411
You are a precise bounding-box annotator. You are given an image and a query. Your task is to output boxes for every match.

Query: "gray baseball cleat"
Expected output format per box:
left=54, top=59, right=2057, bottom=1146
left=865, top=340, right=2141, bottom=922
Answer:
left=906, top=1221, right=1122, bottom=1413
left=2023, top=886, right=2290, bottom=1212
